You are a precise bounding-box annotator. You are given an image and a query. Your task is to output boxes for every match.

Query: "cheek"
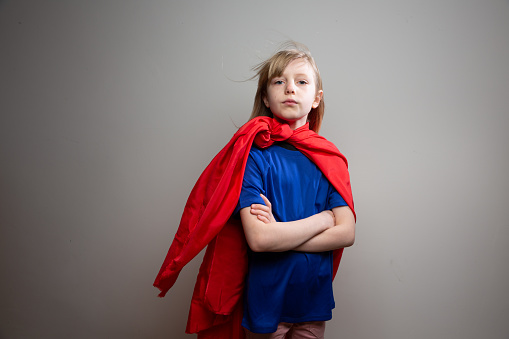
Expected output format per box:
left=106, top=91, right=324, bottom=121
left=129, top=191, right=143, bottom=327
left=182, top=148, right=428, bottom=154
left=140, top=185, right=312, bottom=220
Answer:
left=267, top=94, right=276, bottom=104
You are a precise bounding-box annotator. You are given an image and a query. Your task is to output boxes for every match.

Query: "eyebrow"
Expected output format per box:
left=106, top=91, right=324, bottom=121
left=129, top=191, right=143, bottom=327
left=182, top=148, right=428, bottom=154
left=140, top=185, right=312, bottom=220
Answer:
left=274, top=73, right=311, bottom=78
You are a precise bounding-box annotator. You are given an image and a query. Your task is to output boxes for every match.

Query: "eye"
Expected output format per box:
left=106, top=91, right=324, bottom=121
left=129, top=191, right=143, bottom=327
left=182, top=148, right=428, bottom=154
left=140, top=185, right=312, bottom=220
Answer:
left=273, top=80, right=284, bottom=85
left=297, top=80, right=308, bottom=85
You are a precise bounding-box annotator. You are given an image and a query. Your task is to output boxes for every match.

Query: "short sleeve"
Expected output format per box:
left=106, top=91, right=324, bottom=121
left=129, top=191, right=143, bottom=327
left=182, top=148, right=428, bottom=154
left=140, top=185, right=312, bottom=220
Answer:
left=233, top=152, right=266, bottom=215
left=326, top=184, right=348, bottom=210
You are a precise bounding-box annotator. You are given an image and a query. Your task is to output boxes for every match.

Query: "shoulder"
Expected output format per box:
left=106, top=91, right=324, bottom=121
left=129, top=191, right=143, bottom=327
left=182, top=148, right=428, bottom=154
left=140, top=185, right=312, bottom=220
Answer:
left=310, top=132, right=341, bottom=151
left=244, top=146, right=268, bottom=174
left=247, top=145, right=265, bottom=161
left=248, top=144, right=280, bottom=158
left=304, top=132, right=349, bottom=167
left=246, top=145, right=276, bottom=167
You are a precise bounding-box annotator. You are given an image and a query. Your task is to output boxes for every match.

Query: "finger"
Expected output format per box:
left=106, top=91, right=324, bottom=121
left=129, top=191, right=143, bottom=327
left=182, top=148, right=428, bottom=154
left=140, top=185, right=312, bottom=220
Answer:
left=250, top=206, right=268, bottom=215
left=257, top=215, right=270, bottom=223
left=251, top=207, right=270, bottom=218
left=259, top=194, right=271, bottom=207
left=251, top=204, right=270, bottom=212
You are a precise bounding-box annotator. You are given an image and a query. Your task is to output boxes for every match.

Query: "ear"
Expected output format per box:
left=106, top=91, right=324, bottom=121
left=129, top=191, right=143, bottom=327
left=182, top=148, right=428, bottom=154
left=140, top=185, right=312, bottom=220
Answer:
left=263, top=96, right=269, bottom=108
left=312, top=90, right=323, bottom=109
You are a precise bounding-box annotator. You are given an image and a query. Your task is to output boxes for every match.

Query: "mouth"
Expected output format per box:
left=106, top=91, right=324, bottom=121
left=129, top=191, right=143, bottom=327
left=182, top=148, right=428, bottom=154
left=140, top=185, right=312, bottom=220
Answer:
left=283, top=99, right=297, bottom=105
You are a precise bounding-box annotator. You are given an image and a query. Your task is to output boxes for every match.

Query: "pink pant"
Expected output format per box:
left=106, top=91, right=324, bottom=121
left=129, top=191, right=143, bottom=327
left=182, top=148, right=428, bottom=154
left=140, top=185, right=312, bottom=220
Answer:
left=244, top=321, right=326, bottom=339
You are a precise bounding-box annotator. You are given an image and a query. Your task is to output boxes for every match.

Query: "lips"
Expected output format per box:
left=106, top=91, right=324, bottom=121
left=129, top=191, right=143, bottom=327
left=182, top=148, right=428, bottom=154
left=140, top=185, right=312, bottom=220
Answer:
left=283, top=99, right=297, bottom=104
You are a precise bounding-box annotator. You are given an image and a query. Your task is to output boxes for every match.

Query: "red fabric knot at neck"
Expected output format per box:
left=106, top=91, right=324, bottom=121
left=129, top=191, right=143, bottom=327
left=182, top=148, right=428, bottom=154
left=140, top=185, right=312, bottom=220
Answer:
left=254, top=119, right=298, bottom=148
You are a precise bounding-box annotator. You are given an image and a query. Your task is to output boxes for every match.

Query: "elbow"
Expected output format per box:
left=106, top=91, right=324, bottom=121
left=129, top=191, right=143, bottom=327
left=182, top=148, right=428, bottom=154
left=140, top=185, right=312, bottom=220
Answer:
left=249, top=244, right=266, bottom=253
left=332, top=207, right=356, bottom=249
left=345, top=220, right=356, bottom=247
left=246, top=234, right=270, bottom=252
left=343, top=228, right=355, bottom=248
left=344, top=234, right=355, bottom=247
left=246, top=232, right=283, bottom=252
left=247, top=239, right=264, bottom=252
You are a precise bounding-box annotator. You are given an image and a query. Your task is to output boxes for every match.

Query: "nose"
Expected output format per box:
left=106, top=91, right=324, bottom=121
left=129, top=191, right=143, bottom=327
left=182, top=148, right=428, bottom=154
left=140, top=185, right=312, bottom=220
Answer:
left=285, top=82, right=295, bottom=94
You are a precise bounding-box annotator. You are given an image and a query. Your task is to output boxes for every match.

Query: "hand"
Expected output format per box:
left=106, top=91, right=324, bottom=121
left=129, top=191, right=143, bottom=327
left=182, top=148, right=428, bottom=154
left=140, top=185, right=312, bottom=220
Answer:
left=321, top=210, right=336, bottom=229
left=250, top=194, right=276, bottom=224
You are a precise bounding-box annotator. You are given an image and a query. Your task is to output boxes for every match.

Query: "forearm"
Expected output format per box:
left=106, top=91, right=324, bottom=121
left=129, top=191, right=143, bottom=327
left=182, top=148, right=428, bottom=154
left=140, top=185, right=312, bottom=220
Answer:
left=240, top=208, right=334, bottom=252
left=294, top=206, right=356, bottom=252
left=293, top=224, right=355, bottom=252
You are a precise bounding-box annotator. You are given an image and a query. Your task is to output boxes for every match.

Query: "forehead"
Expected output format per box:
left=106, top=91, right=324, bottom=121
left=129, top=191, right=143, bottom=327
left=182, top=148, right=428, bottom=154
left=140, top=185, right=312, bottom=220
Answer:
left=281, top=59, right=314, bottom=76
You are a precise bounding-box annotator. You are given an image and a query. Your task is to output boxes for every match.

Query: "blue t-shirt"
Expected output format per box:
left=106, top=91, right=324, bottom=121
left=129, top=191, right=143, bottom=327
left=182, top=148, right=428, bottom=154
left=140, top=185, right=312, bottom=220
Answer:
left=234, top=143, right=347, bottom=334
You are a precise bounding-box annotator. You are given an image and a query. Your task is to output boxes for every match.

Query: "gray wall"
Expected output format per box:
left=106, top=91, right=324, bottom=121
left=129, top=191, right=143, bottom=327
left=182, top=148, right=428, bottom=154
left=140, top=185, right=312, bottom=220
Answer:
left=1, top=1, right=508, bottom=338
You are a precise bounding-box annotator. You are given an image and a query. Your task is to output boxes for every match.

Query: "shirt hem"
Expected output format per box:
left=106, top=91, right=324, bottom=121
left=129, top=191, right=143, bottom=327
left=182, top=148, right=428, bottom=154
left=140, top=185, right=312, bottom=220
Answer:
left=243, top=313, right=333, bottom=334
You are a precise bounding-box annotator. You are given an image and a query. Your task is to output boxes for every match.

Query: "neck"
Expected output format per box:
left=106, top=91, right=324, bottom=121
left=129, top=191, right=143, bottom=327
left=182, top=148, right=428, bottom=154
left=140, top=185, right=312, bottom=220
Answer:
left=273, top=116, right=307, bottom=130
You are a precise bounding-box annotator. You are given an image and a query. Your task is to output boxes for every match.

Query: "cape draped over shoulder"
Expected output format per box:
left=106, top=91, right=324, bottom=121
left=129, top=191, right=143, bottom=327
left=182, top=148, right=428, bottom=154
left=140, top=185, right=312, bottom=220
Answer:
left=154, top=116, right=355, bottom=339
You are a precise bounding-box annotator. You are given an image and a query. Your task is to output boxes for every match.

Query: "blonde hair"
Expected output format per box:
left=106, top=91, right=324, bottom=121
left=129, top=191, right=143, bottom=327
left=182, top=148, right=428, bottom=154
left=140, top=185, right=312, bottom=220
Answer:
left=249, top=42, right=324, bottom=133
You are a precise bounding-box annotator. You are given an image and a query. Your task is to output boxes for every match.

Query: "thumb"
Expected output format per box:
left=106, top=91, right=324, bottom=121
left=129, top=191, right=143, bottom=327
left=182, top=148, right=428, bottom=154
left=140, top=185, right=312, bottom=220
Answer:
left=260, top=194, right=271, bottom=207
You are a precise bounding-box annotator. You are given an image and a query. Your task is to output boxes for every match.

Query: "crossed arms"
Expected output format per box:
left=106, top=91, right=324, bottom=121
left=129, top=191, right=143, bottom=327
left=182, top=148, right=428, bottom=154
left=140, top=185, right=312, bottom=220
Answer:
left=239, top=194, right=355, bottom=253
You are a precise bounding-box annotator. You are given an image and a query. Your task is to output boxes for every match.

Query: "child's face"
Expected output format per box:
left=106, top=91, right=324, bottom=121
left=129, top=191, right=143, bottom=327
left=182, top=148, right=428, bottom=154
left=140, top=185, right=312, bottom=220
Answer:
left=263, top=59, right=323, bottom=130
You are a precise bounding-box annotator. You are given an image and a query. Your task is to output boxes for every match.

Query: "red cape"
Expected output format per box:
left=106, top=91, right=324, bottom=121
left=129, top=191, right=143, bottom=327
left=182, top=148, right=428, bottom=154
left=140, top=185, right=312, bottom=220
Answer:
left=154, top=117, right=355, bottom=338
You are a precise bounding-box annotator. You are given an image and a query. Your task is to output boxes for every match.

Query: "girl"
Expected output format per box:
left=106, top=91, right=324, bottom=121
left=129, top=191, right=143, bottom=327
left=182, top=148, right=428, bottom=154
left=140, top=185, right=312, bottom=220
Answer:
left=154, top=42, right=355, bottom=339
left=235, top=43, right=356, bottom=338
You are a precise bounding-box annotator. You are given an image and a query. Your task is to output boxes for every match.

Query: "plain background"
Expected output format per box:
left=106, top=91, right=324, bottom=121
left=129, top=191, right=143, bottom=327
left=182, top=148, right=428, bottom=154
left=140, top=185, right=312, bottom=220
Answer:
left=1, top=1, right=508, bottom=338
